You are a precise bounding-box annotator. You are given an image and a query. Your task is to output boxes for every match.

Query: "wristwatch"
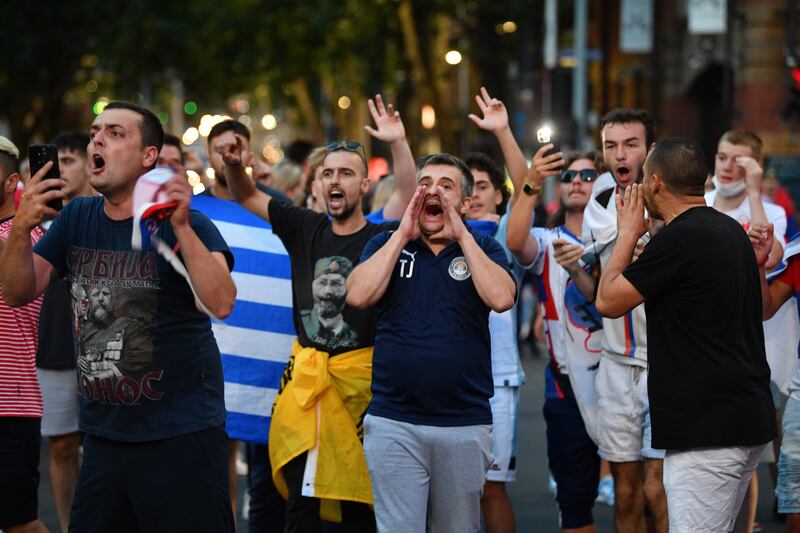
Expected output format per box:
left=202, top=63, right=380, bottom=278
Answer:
left=523, top=182, right=542, bottom=196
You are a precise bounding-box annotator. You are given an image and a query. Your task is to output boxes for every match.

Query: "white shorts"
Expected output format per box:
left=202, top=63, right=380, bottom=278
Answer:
left=663, top=444, right=766, bottom=533
left=486, top=386, right=519, bottom=482
left=37, top=368, right=80, bottom=437
left=595, top=357, right=664, bottom=462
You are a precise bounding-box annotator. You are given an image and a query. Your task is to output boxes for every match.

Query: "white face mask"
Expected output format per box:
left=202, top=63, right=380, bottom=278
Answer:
left=711, top=175, right=746, bottom=198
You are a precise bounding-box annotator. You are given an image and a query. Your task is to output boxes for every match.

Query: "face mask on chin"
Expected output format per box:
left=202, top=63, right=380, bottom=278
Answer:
left=711, top=175, right=746, bottom=198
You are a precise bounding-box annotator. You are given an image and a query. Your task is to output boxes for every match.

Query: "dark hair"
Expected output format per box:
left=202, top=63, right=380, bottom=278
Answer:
left=51, top=132, right=90, bottom=159
left=162, top=133, right=185, bottom=165
left=646, top=137, right=707, bottom=197
left=600, top=108, right=656, bottom=147
left=417, top=153, right=474, bottom=198
left=103, top=101, right=164, bottom=152
left=208, top=120, right=251, bottom=144
left=463, top=152, right=509, bottom=215
left=286, top=140, right=315, bottom=165
left=719, top=129, right=763, bottom=161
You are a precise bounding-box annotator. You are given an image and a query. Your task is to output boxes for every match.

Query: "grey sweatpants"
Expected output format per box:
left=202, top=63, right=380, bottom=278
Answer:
left=363, top=414, right=492, bottom=533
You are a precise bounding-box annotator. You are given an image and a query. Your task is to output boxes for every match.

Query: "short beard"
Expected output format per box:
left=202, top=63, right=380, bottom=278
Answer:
left=329, top=200, right=358, bottom=221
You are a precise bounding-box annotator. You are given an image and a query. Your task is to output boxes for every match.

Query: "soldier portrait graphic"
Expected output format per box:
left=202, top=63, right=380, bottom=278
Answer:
left=301, top=256, right=359, bottom=350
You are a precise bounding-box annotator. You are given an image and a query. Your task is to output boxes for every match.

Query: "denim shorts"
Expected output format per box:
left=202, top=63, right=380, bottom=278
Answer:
left=777, top=396, right=800, bottom=514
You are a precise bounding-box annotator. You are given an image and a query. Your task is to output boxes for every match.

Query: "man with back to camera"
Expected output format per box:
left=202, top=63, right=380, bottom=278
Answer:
left=224, top=96, right=416, bottom=532
left=595, top=137, right=776, bottom=533
left=581, top=108, right=667, bottom=532
left=35, top=131, right=97, bottom=533
left=0, top=101, right=238, bottom=532
left=346, top=153, right=517, bottom=533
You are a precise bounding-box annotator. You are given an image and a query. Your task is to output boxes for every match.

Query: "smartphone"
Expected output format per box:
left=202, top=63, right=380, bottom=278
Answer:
left=536, top=125, right=563, bottom=165
left=28, top=144, right=62, bottom=214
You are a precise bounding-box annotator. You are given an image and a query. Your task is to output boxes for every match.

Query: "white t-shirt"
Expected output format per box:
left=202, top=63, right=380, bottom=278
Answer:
left=489, top=215, right=524, bottom=387
left=706, top=189, right=794, bottom=395
left=704, top=190, right=787, bottom=244
left=582, top=177, right=648, bottom=367
left=522, top=226, right=604, bottom=373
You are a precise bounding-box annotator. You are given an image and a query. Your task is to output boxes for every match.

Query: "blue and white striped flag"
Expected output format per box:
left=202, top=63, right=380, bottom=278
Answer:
left=192, top=194, right=294, bottom=444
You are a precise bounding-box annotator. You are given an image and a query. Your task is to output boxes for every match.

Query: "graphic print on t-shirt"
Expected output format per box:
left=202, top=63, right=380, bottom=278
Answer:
left=300, top=255, right=359, bottom=351
left=68, top=246, right=163, bottom=405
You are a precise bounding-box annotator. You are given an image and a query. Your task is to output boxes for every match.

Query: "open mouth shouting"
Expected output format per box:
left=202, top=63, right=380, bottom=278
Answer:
left=327, top=188, right=345, bottom=210
left=423, top=196, right=444, bottom=224
left=91, top=153, right=106, bottom=175
left=615, top=165, right=632, bottom=186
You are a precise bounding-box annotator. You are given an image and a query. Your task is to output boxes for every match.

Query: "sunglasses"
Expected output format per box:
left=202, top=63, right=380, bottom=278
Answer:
left=324, top=140, right=367, bottom=163
left=560, top=169, right=599, bottom=183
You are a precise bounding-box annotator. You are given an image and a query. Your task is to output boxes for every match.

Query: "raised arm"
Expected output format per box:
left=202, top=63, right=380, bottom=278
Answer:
left=506, top=145, right=563, bottom=264
left=347, top=186, right=426, bottom=308
left=364, top=95, right=416, bottom=220
left=596, top=185, right=647, bottom=318
left=164, top=176, right=236, bottom=318
left=0, top=162, right=62, bottom=306
left=219, top=132, right=272, bottom=222
left=740, top=156, right=783, bottom=267
left=468, top=87, right=528, bottom=201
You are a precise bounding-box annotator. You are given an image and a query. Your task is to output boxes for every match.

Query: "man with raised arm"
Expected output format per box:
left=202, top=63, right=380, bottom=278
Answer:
left=225, top=96, right=415, bottom=532
left=0, top=102, right=237, bottom=532
left=346, top=153, right=516, bottom=533
left=596, top=137, right=775, bottom=533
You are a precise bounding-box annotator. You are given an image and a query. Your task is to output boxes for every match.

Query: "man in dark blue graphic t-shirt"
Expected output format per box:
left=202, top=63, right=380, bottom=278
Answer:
left=0, top=101, right=237, bottom=532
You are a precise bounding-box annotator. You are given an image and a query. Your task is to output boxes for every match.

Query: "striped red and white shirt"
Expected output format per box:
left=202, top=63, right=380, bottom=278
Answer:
left=0, top=217, right=45, bottom=418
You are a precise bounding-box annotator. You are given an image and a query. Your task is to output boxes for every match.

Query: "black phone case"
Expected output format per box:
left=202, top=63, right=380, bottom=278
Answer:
left=28, top=144, right=62, bottom=213
left=537, top=141, right=563, bottom=164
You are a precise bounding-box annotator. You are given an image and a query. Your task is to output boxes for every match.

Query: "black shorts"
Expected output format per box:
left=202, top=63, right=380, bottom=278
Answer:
left=70, top=427, right=235, bottom=533
left=0, top=417, right=42, bottom=529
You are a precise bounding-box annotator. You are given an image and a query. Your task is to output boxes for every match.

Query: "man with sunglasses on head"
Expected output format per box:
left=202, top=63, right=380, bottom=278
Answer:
left=507, top=147, right=606, bottom=533
left=579, top=108, right=668, bottom=533
left=224, top=96, right=415, bottom=532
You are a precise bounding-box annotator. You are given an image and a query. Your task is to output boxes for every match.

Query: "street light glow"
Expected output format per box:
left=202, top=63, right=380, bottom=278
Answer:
left=421, top=105, right=436, bottom=129
left=338, top=96, right=352, bottom=110
left=182, top=127, right=200, bottom=145
left=261, top=114, right=277, bottom=130
left=502, top=21, right=518, bottom=33
left=445, top=50, right=462, bottom=65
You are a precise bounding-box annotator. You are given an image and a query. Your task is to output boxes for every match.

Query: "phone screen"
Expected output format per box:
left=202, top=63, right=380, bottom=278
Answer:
left=27, top=144, right=62, bottom=214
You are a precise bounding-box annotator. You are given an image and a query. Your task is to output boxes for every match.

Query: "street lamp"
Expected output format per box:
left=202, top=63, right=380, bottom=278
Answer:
left=445, top=50, right=462, bottom=65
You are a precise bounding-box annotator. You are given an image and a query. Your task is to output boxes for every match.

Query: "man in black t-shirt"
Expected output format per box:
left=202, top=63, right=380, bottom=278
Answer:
left=224, top=97, right=415, bottom=532
left=595, top=137, right=776, bottom=533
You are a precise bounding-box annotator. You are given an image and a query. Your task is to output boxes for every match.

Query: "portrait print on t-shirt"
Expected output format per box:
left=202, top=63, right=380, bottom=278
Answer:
left=300, top=256, right=359, bottom=351
left=68, top=246, right=163, bottom=405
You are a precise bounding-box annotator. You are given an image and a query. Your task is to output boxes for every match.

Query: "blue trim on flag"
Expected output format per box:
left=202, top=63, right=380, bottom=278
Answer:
left=225, top=412, right=271, bottom=444
left=231, top=248, right=292, bottom=279
left=222, top=355, right=287, bottom=388
left=224, top=301, right=295, bottom=334
left=191, top=195, right=274, bottom=228
left=625, top=311, right=637, bottom=357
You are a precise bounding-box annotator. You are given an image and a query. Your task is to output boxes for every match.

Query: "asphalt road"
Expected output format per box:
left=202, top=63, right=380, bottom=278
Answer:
left=34, top=351, right=785, bottom=532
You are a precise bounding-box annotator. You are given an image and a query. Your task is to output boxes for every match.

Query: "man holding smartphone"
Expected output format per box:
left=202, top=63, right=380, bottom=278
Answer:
left=0, top=136, right=49, bottom=533
left=0, top=102, right=238, bottom=532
